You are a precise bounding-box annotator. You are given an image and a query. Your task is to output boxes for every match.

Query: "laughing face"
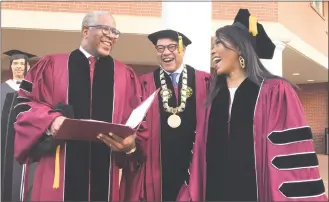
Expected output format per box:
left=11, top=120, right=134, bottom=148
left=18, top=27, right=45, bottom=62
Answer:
left=211, top=37, right=240, bottom=75
left=82, top=15, right=118, bottom=57
left=156, top=38, right=185, bottom=73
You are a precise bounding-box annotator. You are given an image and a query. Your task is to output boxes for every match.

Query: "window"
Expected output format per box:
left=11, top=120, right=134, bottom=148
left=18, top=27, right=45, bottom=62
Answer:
left=311, top=0, right=324, bottom=16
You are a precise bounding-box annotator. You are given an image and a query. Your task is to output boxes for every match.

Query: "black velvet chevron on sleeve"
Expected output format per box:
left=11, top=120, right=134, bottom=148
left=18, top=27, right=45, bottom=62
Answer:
left=279, top=179, right=325, bottom=198
left=268, top=127, right=313, bottom=145
left=30, top=103, right=75, bottom=161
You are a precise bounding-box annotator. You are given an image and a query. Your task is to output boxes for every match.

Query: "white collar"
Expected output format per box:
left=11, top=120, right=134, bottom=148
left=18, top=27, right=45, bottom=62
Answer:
left=163, top=64, right=185, bottom=75
left=79, top=46, right=93, bottom=59
left=5, top=79, right=20, bottom=91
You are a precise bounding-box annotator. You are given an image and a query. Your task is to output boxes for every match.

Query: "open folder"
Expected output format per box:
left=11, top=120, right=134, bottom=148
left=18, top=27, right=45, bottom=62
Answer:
left=54, top=89, right=159, bottom=141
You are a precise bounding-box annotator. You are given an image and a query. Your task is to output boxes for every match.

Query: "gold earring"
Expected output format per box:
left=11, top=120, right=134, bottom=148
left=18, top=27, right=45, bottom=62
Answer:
left=239, top=56, right=245, bottom=68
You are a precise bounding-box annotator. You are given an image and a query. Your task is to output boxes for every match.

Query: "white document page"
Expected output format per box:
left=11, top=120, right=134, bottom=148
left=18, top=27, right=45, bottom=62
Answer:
left=125, top=89, right=158, bottom=128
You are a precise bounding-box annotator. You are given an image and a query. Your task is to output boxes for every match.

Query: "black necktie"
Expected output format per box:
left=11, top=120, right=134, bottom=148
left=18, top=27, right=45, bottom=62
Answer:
left=16, top=81, right=21, bottom=85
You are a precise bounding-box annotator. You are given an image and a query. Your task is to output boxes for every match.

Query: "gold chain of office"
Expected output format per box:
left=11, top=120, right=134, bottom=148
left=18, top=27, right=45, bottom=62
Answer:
left=159, top=65, right=193, bottom=128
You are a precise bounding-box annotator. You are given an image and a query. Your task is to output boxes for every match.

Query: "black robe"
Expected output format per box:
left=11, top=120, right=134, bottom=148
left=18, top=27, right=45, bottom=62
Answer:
left=1, top=82, right=16, bottom=113
left=206, top=78, right=259, bottom=201
left=154, top=66, right=197, bottom=201
left=1, top=90, right=37, bottom=202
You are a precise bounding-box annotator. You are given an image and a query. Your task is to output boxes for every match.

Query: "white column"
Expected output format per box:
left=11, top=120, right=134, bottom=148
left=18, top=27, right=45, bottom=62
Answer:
left=260, top=40, right=287, bottom=76
left=162, top=2, right=212, bottom=73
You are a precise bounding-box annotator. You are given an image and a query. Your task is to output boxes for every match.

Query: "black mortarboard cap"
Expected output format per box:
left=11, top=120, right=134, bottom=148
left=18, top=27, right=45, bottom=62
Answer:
left=3, top=50, right=36, bottom=76
left=148, top=29, right=192, bottom=47
left=233, top=9, right=276, bottom=59
left=3, top=49, right=36, bottom=59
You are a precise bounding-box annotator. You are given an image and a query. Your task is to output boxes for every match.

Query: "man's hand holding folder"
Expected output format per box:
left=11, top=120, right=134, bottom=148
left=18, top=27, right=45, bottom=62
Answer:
left=97, top=132, right=137, bottom=154
left=53, top=89, right=159, bottom=153
left=50, top=116, right=137, bottom=153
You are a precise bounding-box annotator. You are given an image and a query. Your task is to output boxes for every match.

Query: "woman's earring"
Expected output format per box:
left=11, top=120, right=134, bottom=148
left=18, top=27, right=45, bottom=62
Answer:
left=239, top=56, right=245, bottom=68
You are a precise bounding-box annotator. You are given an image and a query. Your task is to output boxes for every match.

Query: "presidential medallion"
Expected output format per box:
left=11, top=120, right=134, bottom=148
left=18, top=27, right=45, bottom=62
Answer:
left=167, top=114, right=181, bottom=128
left=160, top=66, right=189, bottom=129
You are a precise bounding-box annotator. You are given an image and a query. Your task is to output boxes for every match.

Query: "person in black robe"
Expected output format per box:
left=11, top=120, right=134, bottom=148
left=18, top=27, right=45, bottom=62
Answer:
left=205, top=9, right=327, bottom=201
left=1, top=50, right=37, bottom=201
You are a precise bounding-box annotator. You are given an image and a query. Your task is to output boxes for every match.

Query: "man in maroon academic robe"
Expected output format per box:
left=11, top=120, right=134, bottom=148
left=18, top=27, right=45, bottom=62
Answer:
left=13, top=11, right=147, bottom=201
left=137, top=29, right=211, bottom=201
left=184, top=9, right=327, bottom=201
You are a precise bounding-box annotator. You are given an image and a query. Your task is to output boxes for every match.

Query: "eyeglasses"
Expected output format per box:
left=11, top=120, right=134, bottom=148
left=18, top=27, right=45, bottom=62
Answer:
left=88, top=25, right=121, bottom=39
left=155, top=44, right=178, bottom=53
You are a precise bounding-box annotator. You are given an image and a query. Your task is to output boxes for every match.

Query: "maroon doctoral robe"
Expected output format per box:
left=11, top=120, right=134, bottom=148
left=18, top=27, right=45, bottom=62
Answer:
left=13, top=49, right=147, bottom=201
left=138, top=66, right=211, bottom=201
left=186, top=78, right=327, bottom=201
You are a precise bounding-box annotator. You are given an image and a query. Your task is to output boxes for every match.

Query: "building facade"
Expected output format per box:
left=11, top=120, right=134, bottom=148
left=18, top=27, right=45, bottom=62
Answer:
left=1, top=1, right=328, bottom=152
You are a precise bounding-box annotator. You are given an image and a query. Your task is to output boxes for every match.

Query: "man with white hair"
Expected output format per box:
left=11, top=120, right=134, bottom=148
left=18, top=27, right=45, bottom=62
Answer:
left=13, top=11, right=147, bottom=201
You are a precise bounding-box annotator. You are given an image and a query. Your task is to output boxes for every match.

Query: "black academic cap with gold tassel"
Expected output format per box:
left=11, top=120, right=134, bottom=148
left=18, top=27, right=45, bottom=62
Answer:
left=232, top=9, right=275, bottom=59
left=148, top=29, right=192, bottom=53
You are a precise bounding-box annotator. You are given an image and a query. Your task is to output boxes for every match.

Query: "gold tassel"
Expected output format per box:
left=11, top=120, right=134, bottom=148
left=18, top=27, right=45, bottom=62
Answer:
left=249, top=15, right=258, bottom=36
left=178, top=35, right=184, bottom=53
left=53, top=145, right=60, bottom=189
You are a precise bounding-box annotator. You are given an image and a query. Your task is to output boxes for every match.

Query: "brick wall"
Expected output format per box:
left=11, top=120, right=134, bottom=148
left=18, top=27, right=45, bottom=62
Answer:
left=297, top=83, right=329, bottom=153
left=212, top=2, right=278, bottom=21
left=1, top=2, right=162, bottom=16
left=2, top=2, right=278, bottom=21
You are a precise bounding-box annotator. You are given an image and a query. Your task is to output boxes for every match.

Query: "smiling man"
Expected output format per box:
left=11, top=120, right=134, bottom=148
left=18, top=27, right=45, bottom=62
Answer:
left=138, top=29, right=211, bottom=201
left=1, top=50, right=35, bottom=111
left=13, top=11, right=147, bottom=201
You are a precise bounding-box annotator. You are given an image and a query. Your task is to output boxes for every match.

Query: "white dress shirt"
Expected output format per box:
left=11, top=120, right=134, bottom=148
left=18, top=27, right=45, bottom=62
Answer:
left=162, top=64, right=185, bottom=84
left=79, top=46, right=94, bottom=63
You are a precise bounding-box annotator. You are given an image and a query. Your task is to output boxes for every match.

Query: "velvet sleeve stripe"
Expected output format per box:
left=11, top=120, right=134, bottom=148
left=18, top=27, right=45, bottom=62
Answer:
left=279, top=178, right=326, bottom=199
left=14, top=103, right=32, bottom=119
left=267, top=126, right=312, bottom=145
left=16, top=96, right=31, bottom=103
left=19, top=79, right=33, bottom=93
left=271, top=152, right=318, bottom=170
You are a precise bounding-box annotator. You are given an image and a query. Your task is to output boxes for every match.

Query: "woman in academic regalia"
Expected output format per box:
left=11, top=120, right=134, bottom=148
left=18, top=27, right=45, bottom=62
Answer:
left=204, top=9, right=327, bottom=201
left=1, top=50, right=37, bottom=201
